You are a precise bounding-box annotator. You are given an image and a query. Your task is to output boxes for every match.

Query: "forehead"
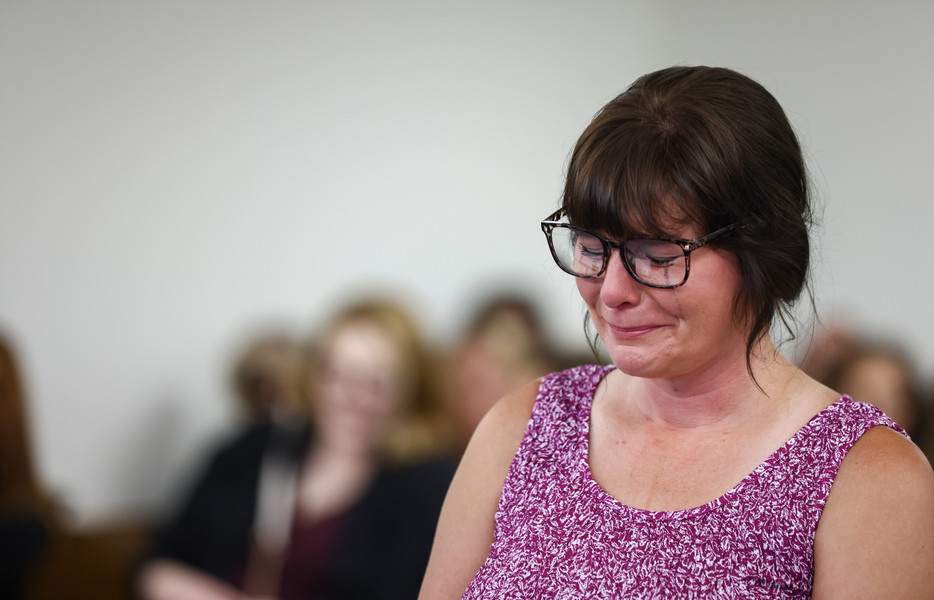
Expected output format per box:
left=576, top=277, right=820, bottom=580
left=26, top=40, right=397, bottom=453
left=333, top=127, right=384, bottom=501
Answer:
left=324, top=323, right=401, bottom=374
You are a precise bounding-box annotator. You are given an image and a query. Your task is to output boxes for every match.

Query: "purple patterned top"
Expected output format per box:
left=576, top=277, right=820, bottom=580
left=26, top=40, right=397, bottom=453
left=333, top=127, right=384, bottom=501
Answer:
left=462, top=365, right=906, bottom=599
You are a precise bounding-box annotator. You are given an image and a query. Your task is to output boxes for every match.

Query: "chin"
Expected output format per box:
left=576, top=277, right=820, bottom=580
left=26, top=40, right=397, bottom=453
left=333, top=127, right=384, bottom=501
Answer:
left=606, top=354, right=660, bottom=378
left=604, top=345, right=676, bottom=379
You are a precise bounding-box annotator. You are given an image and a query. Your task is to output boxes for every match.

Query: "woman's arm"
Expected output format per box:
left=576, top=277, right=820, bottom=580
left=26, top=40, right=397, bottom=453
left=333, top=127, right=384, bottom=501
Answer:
left=812, top=426, right=934, bottom=599
left=418, top=379, right=539, bottom=600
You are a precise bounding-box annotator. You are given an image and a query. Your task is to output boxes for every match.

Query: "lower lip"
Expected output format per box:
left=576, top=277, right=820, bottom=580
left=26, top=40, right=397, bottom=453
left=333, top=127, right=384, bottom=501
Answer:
left=607, top=324, right=662, bottom=340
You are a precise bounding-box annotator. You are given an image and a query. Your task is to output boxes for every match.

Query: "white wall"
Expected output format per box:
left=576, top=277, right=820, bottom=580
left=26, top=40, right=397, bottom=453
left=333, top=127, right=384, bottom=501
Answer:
left=1, top=0, right=931, bottom=527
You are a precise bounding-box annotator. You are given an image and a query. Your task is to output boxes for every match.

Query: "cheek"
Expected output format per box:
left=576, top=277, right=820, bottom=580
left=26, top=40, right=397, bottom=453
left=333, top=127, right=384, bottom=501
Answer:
left=666, top=289, right=687, bottom=319
left=576, top=277, right=600, bottom=307
left=686, top=250, right=743, bottom=308
left=373, top=386, right=404, bottom=419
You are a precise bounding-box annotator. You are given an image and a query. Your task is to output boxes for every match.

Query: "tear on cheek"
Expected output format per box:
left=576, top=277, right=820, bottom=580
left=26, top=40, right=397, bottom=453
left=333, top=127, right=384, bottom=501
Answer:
left=670, top=289, right=685, bottom=318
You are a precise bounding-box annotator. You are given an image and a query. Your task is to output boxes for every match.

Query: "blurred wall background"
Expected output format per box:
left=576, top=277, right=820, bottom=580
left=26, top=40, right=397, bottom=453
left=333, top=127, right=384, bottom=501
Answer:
left=1, top=0, right=931, bottom=528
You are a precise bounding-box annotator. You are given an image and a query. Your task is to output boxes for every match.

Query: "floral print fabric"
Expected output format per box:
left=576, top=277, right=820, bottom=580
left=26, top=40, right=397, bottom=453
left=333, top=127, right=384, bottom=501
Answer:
left=462, top=365, right=905, bottom=599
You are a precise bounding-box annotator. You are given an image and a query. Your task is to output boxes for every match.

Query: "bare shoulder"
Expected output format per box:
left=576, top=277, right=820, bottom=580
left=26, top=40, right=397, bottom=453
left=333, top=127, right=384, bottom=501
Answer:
left=478, top=377, right=541, bottom=448
left=417, top=379, right=540, bottom=600
left=827, top=425, right=933, bottom=493
left=813, top=425, right=934, bottom=599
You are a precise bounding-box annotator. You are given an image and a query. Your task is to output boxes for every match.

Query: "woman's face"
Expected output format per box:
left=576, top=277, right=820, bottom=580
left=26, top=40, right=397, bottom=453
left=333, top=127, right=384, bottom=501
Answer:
left=576, top=222, right=748, bottom=385
left=314, top=322, right=406, bottom=455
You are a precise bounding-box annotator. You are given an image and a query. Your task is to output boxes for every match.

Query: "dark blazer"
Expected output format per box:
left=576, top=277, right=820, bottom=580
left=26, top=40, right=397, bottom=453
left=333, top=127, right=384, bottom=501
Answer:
left=142, top=420, right=456, bottom=599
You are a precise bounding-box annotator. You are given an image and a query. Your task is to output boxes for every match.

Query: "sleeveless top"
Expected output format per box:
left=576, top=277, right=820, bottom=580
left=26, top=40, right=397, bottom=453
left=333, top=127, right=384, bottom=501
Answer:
left=462, top=364, right=906, bottom=599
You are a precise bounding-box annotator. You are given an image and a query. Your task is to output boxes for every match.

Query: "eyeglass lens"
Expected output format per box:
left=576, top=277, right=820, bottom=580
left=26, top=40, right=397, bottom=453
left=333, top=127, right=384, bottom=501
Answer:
left=548, top=227, right=687, bottom=287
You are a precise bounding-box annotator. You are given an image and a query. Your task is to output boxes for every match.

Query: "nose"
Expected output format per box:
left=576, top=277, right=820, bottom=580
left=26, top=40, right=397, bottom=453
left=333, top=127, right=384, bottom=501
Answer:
left=598, top=250, right=643, bottom=307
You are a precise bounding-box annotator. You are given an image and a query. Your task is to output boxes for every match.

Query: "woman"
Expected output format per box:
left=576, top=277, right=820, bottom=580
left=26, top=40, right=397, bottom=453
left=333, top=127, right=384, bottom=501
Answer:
left=445, top=293, right=559, bottom=453
left=419, top=66, right=934, bottom=599
left=138, top=297, right=454, bottom=600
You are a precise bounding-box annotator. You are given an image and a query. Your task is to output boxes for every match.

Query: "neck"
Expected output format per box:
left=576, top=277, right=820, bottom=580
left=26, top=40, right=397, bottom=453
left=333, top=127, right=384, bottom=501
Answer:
left=297, top=440, right=376, bottom=521
left=615, top=338, right=798, bottom=431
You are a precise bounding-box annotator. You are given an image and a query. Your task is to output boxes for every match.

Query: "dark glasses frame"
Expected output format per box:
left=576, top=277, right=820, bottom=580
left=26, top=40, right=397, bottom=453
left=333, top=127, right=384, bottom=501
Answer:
left=540, top=208, right=737, bottom=289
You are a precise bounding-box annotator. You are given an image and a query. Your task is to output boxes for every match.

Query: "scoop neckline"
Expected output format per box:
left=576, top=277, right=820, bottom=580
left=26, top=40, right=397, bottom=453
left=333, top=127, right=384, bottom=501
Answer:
left=578, top=365, right=849, bottom=522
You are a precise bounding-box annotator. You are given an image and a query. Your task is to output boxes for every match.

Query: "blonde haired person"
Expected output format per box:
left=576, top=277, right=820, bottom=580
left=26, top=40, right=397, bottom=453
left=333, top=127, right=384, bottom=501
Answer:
left=139, top=297, right=454, bottom=600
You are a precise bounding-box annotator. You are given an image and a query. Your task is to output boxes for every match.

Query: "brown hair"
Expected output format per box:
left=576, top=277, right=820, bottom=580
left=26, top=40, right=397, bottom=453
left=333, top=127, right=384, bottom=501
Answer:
left=231, top=333, right=305, bottom=421
left=563, top=65, right=813, bottom=372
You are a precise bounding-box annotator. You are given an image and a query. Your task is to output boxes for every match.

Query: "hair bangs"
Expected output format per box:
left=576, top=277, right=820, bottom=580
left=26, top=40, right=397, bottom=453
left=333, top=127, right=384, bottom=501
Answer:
left=563, top=126, right=704, bottom=239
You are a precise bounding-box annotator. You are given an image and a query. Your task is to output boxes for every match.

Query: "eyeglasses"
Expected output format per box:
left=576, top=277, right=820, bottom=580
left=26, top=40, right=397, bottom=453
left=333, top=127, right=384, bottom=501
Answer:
left=541, top=208, right=736, bottom=289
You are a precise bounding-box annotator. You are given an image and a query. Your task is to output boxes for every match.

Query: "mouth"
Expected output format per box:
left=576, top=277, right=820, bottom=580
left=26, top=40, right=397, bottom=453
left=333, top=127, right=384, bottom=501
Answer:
left=606, top=323, right=663, bottom=340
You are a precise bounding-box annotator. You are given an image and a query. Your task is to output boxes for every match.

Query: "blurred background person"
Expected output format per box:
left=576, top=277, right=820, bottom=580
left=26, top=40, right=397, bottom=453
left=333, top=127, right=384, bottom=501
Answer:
left=230, top=331, right=309, bottom=426
left=802, top=322, right=931, bottom=461
left=444, top=293, right=560, bottom=453
left=135, top=296, right=454, bottom=599
left=0, top=330, right=60, bottom=599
